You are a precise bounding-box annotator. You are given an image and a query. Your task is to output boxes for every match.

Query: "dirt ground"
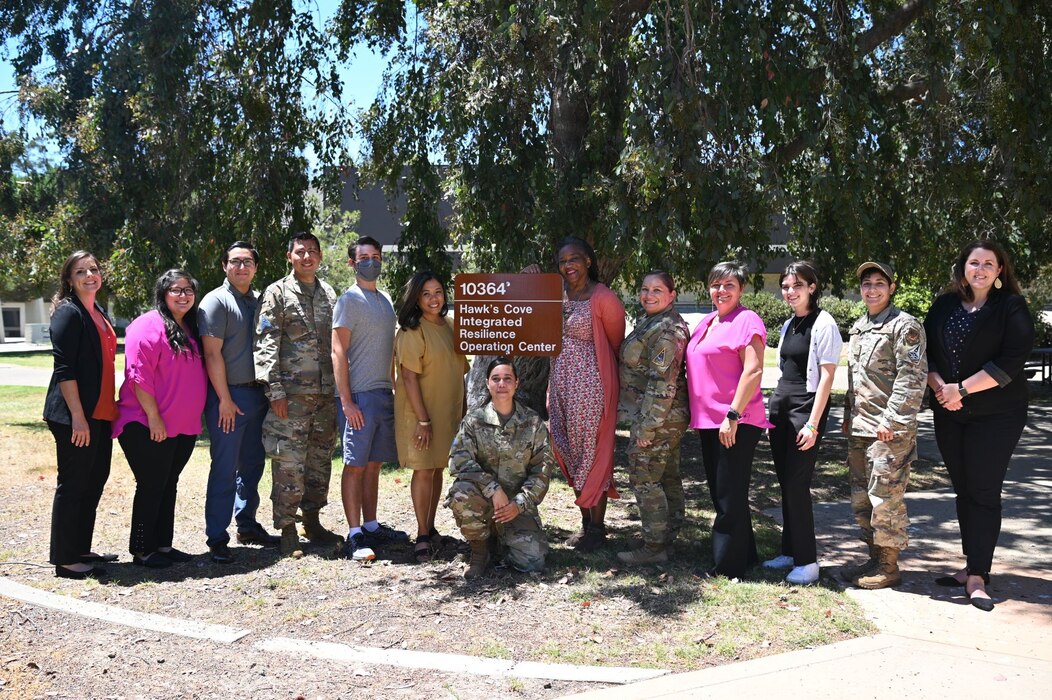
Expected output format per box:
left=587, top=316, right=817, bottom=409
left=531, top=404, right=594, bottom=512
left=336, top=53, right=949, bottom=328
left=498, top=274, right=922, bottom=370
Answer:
left=0, top=386, right=916, bottom=700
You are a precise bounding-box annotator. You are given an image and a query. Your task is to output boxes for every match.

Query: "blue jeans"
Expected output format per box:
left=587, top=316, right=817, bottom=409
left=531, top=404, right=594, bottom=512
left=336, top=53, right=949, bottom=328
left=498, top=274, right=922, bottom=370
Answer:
left=204, top=384, right=269, bottom=546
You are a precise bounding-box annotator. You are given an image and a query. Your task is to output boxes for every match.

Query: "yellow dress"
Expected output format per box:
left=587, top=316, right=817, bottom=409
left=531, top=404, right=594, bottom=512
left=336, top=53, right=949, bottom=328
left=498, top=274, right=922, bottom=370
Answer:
left=394, top=317, right=470, bottom=469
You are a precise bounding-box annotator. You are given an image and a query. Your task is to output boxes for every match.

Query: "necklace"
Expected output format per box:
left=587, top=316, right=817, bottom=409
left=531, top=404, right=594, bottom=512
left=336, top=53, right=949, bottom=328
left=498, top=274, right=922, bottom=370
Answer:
left=963, top=298, right=987, bottom=313
left=791, top=314, right=809, bottom=334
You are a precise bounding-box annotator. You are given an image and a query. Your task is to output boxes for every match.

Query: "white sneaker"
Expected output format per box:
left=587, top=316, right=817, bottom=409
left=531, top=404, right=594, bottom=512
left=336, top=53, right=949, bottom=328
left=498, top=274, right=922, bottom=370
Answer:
left=762, top=554, right=795, bottom=569
left=786, top=562, right=820, bottom=585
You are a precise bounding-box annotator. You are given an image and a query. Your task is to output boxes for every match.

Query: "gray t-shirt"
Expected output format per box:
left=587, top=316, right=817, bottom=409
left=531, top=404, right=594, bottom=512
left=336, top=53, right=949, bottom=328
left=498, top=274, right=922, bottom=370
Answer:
left=332, top=284, right=395, bottom=393
left=197, top=279, right=259, bottom=386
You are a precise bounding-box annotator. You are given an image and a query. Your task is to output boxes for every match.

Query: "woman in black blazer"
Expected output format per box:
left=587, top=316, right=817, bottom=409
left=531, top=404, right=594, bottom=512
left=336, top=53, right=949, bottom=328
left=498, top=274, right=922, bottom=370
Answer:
left=43, top=251, right=120, bottom=580
left=924, top=240, right=1034, bottom=611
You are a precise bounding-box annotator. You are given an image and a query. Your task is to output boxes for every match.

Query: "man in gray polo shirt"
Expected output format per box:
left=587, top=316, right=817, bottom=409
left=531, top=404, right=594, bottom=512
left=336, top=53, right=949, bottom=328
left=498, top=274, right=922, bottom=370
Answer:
left=332, top=236, right=409, bottom=561
left=199, top=241, right=279, bottom=563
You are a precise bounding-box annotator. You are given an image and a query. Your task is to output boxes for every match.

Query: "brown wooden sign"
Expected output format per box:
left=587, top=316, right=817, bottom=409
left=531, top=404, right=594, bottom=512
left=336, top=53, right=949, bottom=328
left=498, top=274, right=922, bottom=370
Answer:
left=453, top=273, right=564, bottom=356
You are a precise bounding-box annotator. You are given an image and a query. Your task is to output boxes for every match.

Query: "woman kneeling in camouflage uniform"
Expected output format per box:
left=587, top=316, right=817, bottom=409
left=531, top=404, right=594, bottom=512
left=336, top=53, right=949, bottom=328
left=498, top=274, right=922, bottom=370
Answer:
left=447, top=357, right=554, bottom=580
left=617, top=272, right=690, bottom=565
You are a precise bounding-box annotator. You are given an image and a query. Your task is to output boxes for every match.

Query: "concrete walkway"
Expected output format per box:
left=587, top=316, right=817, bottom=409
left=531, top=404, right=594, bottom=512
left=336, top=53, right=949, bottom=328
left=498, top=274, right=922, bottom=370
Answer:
left=567, top=394, right=1052, bottom=699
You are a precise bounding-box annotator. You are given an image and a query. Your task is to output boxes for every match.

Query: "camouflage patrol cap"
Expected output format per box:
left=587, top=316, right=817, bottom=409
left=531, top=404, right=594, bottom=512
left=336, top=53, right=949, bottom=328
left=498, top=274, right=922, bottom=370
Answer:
left=856, top=261, right=895, bottom=284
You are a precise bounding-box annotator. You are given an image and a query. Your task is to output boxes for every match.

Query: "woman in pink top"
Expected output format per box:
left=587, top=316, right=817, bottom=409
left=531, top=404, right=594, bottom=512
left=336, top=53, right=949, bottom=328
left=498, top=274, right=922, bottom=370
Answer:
left=686, top=261, right=773, bottom=578
left=115, top=270, right=207, bottom=569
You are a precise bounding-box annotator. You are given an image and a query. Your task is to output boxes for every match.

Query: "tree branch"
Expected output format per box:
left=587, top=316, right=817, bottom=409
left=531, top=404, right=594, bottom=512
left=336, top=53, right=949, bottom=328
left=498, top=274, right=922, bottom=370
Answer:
left=856, top=0, right=934, bottom=56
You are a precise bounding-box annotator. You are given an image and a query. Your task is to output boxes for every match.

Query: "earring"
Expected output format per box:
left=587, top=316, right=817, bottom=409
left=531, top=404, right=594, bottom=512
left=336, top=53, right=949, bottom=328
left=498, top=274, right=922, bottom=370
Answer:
left=994, top=277, right=1003, bottom=289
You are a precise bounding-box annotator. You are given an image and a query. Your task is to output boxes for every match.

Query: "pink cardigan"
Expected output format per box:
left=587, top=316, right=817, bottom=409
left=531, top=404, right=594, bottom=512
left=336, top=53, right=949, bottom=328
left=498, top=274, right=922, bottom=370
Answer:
left=552, top=283, right=626, bottom=507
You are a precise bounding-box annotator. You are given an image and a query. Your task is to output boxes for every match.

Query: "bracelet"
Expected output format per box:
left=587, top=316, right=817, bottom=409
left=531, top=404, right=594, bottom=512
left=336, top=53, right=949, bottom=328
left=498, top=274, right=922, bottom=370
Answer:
left=804, top=422, right=818, bottom=435
left=418, top=420, right=432, bottom=426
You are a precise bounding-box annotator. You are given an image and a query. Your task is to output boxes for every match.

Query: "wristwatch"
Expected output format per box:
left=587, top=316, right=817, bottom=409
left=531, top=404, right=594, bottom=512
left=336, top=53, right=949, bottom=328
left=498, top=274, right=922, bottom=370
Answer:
left=958, top=382, right=969, bottom=398
left=726, top=408, right=742, bottom=421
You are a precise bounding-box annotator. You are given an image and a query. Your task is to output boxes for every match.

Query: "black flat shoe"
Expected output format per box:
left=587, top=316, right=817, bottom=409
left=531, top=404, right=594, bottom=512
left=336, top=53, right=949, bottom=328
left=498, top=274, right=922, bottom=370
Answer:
left=934, top=572, right=990, bottom=587
left=133, top=552, right=173, bottom=569
left=159, top=548, right=192, bottom=563
left=969, top=590, right=995, bottom=612
left=80, top=553, right=119, bottom=563
left=55, top=565, right=106, bottom=580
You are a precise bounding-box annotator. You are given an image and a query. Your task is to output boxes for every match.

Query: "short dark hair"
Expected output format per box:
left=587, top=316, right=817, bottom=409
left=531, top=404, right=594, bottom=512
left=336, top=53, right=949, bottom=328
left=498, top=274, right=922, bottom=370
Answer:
left=287, top=232, right=321, bottom=253
left=349, top=235, right=382, bottom=260
left=950, top=239, right=1022, bottom=301
left=397, top=271, right=448, bottom=330
left=486, top=356, right=517, bottom=380
left=221, top=240, right=259, bottom=266
left=555, top=236, right=600, bottom=282
left=780, top=260, right=822, bottom=312
left=706, top=261, right=748, bottom=288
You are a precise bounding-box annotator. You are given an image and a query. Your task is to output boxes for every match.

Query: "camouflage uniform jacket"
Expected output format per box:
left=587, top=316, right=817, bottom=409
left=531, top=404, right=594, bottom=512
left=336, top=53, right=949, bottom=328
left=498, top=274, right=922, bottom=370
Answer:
left=448, top=401, right=553, bottom=514
left=618, top=308, right=690, bottom=443
left=846, top=304, right=927, bottom=438
left=254, top=273, right=337, bottom=401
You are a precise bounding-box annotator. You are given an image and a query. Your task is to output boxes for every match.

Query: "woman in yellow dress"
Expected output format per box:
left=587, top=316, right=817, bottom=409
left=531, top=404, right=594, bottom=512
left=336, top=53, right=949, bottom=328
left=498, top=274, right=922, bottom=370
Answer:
left=395, top=272, right=470, bottom=561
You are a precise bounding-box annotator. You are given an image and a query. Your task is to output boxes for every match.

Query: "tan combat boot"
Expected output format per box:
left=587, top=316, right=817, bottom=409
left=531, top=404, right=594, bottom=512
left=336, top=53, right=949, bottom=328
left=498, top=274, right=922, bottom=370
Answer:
left=616, top=544, right=668, bottom=566
left=280, top=524, right=303, bottom=558
left=464, top=539, right=491, bottom=580
left=301, top=511, right=343, bottom=544
left=855, top=546, right=902, bottom=589
left=839, top=540, right=879, bottom=582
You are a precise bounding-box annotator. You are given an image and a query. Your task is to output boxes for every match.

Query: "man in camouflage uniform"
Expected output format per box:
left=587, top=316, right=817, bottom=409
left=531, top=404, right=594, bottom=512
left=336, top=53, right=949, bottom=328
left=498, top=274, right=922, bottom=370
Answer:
left=842, top=261, right=927, bottom=589
left=615, top=282, right=690, bottom=565
left=255, top=232, right=341, bottom=556
left=446, top=395, right=553, bottom=579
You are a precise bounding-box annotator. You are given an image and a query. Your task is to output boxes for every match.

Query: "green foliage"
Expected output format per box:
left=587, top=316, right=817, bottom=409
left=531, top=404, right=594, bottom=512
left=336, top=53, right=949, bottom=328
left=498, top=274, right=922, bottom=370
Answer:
left=1, top=1, right=351, bottom=314
left=335, top=1, right=1052, bottom=295
left=741, top=291, right=788, bottom=348
left=819, top=297, right=865, bottom=340
left=890, top=278, right=936, bottom=319
left=314, top=205, right=361, bottom=295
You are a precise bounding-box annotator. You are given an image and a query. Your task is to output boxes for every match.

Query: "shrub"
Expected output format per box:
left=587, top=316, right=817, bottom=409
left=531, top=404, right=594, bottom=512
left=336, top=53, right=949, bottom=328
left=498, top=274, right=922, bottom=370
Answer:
left=741, top=291, right=787, bottom=347
left=893, top=278, right=937, bottom=319
left=818, top=297, right=864, bottom=340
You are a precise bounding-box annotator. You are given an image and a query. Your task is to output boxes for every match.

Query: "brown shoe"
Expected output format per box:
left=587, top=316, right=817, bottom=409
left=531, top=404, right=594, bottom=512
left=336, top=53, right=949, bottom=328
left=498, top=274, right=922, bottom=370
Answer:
left=839, top=540, right=879, bottom=582
left=563, top=515, right=591, bottom=547
left=855, top=546, right=902, bottom=589
left=280, top=525, right=303, bottom=558
left=301, top=511, right=343, bottom=545
left=464, top=539, right=491, bottom=580
left=617, top=545, right=668, bottom=566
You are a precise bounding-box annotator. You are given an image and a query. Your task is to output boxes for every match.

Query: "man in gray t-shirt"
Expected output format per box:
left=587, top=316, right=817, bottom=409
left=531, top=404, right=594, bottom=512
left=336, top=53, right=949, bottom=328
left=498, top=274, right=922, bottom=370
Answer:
left=198, top=241, right=278, bottom=563
left=331, top=236, right=408, bottom=561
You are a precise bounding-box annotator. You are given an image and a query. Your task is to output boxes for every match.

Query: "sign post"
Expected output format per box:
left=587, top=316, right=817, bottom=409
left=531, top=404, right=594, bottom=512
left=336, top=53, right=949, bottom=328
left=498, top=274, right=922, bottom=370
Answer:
left=453, top=273, right=563, bottom=357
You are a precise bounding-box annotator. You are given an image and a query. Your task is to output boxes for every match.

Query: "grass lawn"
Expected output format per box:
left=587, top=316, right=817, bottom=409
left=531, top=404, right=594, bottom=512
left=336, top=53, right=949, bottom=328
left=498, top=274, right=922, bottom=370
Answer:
left=0, top=350, right=126, bottom=373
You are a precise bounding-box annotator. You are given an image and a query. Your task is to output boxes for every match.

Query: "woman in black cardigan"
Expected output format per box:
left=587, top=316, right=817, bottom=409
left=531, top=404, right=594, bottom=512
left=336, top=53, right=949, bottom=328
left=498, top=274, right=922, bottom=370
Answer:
left=924, top=240, right=1034, bottom=611
left=43, top=251, right=120, bottom=579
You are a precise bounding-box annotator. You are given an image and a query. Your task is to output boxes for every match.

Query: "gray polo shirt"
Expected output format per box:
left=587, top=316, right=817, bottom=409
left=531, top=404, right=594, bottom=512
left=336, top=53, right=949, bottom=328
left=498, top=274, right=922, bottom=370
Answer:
left=198, top=279, right=259, bottom=386
left=332, top=284, right=395, bottom=393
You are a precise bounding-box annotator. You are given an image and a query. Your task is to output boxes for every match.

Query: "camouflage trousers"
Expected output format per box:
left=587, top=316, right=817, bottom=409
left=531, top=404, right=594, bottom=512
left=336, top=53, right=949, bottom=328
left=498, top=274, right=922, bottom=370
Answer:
left=627, top=430, right=685, bottom=547
left=446, top=480, right=547, bottom=572
left=848, top=435, right=915, bottom=550
left=263, top=393, right=337, bottom=530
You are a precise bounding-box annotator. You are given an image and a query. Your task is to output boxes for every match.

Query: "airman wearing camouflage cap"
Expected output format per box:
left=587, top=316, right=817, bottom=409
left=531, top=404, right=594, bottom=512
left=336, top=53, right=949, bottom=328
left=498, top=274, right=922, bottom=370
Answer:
left=842, top=261, right=927, bottom=589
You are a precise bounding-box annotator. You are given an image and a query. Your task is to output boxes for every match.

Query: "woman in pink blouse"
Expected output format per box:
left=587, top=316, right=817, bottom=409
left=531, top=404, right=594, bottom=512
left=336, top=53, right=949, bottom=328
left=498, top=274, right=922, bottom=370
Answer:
left=114, top=270, right=207, bottom=568
left=686, top=261, right=773, bottom=578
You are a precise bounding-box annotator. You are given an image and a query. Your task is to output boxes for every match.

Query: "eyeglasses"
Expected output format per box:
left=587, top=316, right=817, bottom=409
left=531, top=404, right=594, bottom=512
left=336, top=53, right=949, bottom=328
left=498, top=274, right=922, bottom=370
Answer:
left=227, top=258, right=256, bottom=269
left=167, top=287, right=196, bottom=297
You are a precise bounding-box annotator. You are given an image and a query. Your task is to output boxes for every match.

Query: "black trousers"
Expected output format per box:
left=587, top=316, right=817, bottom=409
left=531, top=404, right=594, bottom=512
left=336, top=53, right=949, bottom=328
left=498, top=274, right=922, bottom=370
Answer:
left=933, top=405, right=1027, bottom=575
left=118, top=422, right=197, bottom=556
left=698, top=425, right=762, bottom=578
left=767, top=382, right=831, bottom=565
left=48, top=419, right=113, bottom=565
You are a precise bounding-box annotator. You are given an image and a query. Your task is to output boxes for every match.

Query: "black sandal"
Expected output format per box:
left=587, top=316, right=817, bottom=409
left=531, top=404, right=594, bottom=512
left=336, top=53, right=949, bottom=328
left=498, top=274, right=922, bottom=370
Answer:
left=428, top=527, right=445, bottom=552
left=414, top=535, right=432, bottom=563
